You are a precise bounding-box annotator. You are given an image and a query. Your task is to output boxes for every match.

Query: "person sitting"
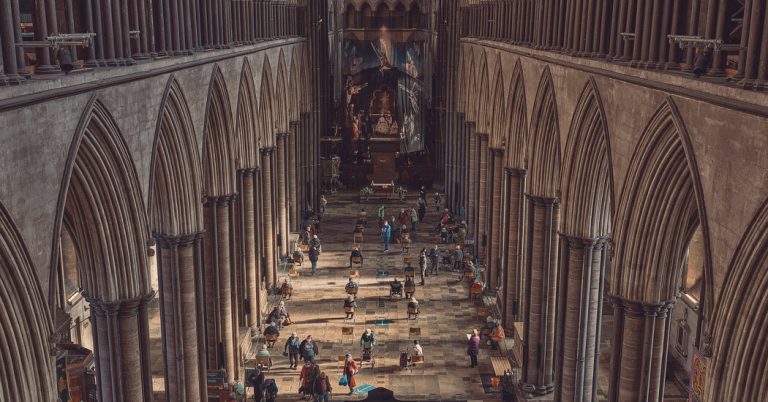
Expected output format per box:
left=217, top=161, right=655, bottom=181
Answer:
left=345, top=277, right=359, bottom=295
left=343, top=296, right=357, bottom=319
left=310, top=234, right=321, bottom=250
left=256, top=344, right=273, bottom=368
left=300, top=226, right=312, bottom=244
left=280, top=280, right=293, bottom=300
left=408, top=340, right=424, bottom=365
left=352, top=225, right=364, bottom=236
left=358, top=208, right=368, bottom=226
left=404, top=276, right=416, bottom=292
left=390, top=277, right=403, bottom=298
left=360, top=328, right=376, bottom=350
left=439, top=224, right=449, bottom=243
left=268, top=307, right=283, bottom=330
left=278, top=301, right=290, bottom=323
left=490, top=322, right=506, bottom=351
left=407, top=297, right=420, bottom=319
left=349, top=248, right=363, bottom=267
left=482, top=316, right=497, bottom=341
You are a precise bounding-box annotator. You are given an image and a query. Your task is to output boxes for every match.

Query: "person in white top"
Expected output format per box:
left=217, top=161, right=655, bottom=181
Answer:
left=411, top=340, right=423, bottom=356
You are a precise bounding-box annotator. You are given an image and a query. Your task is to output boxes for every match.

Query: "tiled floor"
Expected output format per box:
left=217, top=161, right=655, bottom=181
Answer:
left=255, top=193, right=501, bottom=401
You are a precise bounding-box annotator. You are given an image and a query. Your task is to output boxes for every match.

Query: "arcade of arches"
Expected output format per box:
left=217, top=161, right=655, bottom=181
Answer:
left=0, top=0, right=767, bottom=401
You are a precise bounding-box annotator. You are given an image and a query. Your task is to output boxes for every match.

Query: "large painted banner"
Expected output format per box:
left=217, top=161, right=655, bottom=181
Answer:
left=342, top=32, right=426, bottom=153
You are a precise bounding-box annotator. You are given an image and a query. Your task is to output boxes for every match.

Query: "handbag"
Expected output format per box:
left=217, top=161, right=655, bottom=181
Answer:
left=338, top=374, right=348, bottom=386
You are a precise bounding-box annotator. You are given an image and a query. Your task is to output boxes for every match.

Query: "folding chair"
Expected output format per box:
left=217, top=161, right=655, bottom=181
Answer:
left=409, top=355, right=425, bottom=373
left=409, top=327, right=421, bottom=340
left=342, top=326, right=354, bottom=343
left=344, top=306, right=356, bottom=321
left=407, top=306, right=420, bottom=320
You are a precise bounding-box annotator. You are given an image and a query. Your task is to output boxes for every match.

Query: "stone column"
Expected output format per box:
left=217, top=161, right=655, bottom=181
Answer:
left=155, top=234, right=203, bottom=402
left=239, top=169, right=260, bottom=331
left=607, top=297, right=675, bottom=402
left=276, top=133, right=289, bottom=258
left=203, top=195, right=237, bottom=383
left=467, top=125, right=477, bottom=232
left=289, top=122, right=299, bottom=230
left=476, top=134, right=489, bottom=260
left=87, top=293, right=154, bottom=402
left=554, top=235, right=608, bottom=402
left=503, top=168, right=526, bottom=326
left=487, top=149, right=504, bottom=289
left=522, top=195, right=560, bottom=395
left=260, top=148, right=277, bottom=288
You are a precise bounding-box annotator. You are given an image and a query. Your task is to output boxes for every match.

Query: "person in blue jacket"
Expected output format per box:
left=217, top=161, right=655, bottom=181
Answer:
left=381, top=220, right=391, bottom=251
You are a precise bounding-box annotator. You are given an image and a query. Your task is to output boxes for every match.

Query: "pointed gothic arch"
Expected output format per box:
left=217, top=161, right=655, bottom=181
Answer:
left=0, top=203, right=56, bottom=402
left=560, top=77, right=614, bottom=238
left=202, top=65, right=236, bottom=197
left=288, top=49, right=301, bottom=122
left=235, top=59, right=260, bottom=169
left=505, top=60, right=528, bottom=169
left=488, top=56, right=506, bottom=149
left=274, top=50, right=290, bottom=133
left=612, top=97, right=713, bottom=304
left=149, top=76, right=204, bottom=235
left=527, top=66, right=561, bottom=198
left=260, top=58, right=277, bottom=148
left=473, top=51, right=489, bottom=125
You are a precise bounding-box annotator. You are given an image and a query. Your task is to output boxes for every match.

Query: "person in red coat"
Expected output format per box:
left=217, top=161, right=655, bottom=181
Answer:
left=343, top=353, right=359, bottom=395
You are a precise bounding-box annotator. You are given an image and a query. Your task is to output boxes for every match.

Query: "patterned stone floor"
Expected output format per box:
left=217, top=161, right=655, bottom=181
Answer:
left=259, top=193, right=501, bottom=401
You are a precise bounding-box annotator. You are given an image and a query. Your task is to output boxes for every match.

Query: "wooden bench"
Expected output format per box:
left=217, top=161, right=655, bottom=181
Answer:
left=490, top=355, right=512, bottom=377
left=407, top=306, right=420, bottom=319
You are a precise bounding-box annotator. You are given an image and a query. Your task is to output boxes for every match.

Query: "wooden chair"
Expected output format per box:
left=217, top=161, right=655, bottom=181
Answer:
left=345, top=285, right=359, bottom=296
left=470, top=283, right=483, bottom=300
left=407, top=306, right=420, bottom=319
left=401, top=241, right=411, bottom=254
left=354, top=232, right=364, bottom=244
left=264, top=333, right=279, bottom=348
left=344, top=306, right=356, bottom=317
left=337, top=355, right=347, bottom=370
left=281, top=284, right=293, bottom=299
left=409, top=355, right=425, bottom=373
left=404, top=266, right=415, bottom=278
left=288, top=267, right=300, bottom=278
left=403, top=255, right=413, bottom=266
left=349, top=269, right=360, bottom=278
left=404, top=283, right=416, bottom=299
left=342, top=326, right=354, bottom=343
left=299, top=243, right=310, bottom=253
left=409, top=327, right=421, bottom=339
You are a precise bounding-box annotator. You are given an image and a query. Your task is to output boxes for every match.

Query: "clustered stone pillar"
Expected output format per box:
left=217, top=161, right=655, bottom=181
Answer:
left=522, top=195, right=560, bottom=395
left=607, top=297, right=675, bottom=402
left=239, top=169, right=261, bottom=331
left=476, top=134, right=489, bottom=261
left=288, top=122, right=299, bottom=230
left=554, top=235, right=608, bottom=402
left=276, top=133, right=289, bottom=258
left=87, top=293, right=153, bottom=402
left=486, top=149, right=504, bottom=289
left=466, top=124, right=477, bottom=232
left=203, top=195, right=237, bottom=383
left=155, top=234, right=203, bottom=402
left=502, top=168, right=527, bottom=326
left=260, top=148, right=277, bottom=288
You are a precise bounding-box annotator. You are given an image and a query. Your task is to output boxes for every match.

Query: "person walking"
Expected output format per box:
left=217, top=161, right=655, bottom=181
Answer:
left=418, top=248, right=427, bottom=285
left=467, top=329, right=481, bottom=368
left=433, top=192, right=441, bottom=212
left=249, top=367, right=265, bottom=402
left=300, top=335, right=319, bottom=362
left=313, top=371, right=332, bottom=402
left=381, top=220, right=391, bottom=251
left=319, top=195, right=327, bottom=216
left=308, top=246, right=320, bottom=275
left=342, top=354, right=359, bottom=395
left=285, top=332, right=301, bottom=369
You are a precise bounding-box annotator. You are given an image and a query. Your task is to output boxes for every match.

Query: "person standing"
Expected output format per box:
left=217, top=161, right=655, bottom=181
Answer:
left=343, top=354, right=359, bottom=395
left=381, top=220, right=391, bottom=251
left=249, top=367, right=265, bottom=402
left=433, top=192, right=442, bottom=212
left=429, top=244, right=440, bottom=275
left=417, top=198, right=426, bottom=222
left=377, top=205, right=385, bottom=228
left=409, top=207, right=418, bottom=232
left=308, top=246, right=320, bottom=275
left=418, top=248, right=427, bottom=285
left=453, top=245, right=464, bottom=271
left=320, top=195, right=327, bottom=216
left=313, top=371, right=332, bottom=402
left=284, top=332, right=301, bottom=369
left=467, top=329, right=481, bottom=368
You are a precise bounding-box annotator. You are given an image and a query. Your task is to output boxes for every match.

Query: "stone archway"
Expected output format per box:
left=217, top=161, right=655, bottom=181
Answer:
left=554, top=77, right=614, bottom=402
left=55, top=97, right=153, bottom=402
left=609, top=98, right=712, bottom=402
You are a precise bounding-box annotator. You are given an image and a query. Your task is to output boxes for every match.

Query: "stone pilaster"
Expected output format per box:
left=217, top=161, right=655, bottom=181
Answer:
left=203, top=194, right=238, bottom=383
left=155, top=233, right=204, bottom=402
left=476, top=133, right=489, bottom=260
left=522, top=195, right=560, bottom=395
left=503, top=168, right=527, bottom=326
left=607, top=296, right=676, bottom=402
left=276, top=132, right=289, bottom=258
left=554, top=235, right=609, bottom=402
left=466, top=123, right=477, bottom=233
left=260, top=148, right=277, bottom=288
left=487, top=149, right=504, bottom=289
left=239, top=169, right=261, bottom=331
left=289, top=122, right=299, bottom=230
left=87, top=293, right=154, bottom=402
